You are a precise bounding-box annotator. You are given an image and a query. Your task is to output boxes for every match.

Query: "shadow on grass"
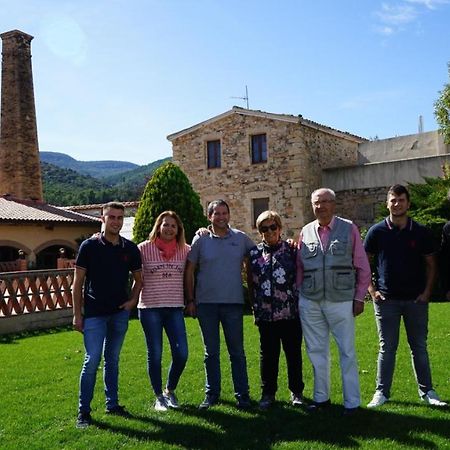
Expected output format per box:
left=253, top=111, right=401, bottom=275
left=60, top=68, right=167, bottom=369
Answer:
left=91, top=402, right=450, bottom=449
left=0, top=325, right=73, bottom=344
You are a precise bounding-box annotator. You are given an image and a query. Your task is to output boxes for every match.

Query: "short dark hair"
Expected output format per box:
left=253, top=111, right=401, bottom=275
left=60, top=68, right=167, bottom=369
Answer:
left=102, top=201, right=125, bottom=215
left=387, top=184, right=410, bottom=202
left=207, top=199, right=230, bottom=217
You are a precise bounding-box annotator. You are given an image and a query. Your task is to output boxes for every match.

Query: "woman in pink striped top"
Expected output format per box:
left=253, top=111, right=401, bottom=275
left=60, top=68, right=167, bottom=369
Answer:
left=137, top=211, right=190, bottom=411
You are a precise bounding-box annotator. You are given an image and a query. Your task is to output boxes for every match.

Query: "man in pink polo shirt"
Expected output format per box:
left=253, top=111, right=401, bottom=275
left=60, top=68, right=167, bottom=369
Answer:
left=297, top=188, right=371, bottom=416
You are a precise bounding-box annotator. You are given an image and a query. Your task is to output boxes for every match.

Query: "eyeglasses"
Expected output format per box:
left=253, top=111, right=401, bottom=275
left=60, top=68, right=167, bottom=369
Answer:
left=259, top=224, right=278, bottom=233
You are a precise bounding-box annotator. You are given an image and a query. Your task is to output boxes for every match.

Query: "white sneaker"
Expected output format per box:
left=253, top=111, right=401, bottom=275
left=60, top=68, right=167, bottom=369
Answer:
left=154, top=395, right=169, bottom=411
left=421, top=390, right=447, bottom=407
left=163, top=390, right=179, bottom=409
left=367, top=391, right=388, bottom=408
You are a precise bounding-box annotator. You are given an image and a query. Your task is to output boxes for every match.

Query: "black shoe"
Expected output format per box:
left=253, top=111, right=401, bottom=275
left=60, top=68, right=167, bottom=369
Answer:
left=259, top=394, right=275, bottom=410
left=236, top=393, right=251, bottom=410
left=307, top=399, right=331, bottom=413
left=343, top=407, right=359, bottom=416
left=199, top=394, right=219, bottom=409
left=105, top=405, right=131, bottom=417
left=76, top=412, right=92, bottom=429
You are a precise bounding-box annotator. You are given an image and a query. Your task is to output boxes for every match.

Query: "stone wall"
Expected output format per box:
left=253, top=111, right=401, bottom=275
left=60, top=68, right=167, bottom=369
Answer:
left=0, top=309, right=72, bottom=335
left=323, top=154, right=450, bottom=227
left=172, top=110, right=361, bottom=240
left=333, top=186, right=389, bottom=229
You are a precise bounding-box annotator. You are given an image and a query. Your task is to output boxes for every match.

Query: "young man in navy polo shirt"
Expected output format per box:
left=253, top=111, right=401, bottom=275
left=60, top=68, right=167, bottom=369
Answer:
left=73, top=202, right=142, bottom=428
left=364, top=184, right=447, bottom=408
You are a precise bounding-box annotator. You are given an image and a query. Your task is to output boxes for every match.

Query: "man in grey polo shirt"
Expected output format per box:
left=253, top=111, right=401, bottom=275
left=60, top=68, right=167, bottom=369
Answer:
left=185, top=199, right=255, bottom=410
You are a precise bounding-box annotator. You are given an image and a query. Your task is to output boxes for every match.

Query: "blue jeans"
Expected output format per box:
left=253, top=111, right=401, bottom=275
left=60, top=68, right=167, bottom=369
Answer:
left=374, top=299, right=432, bottom=398
left=139, top=307, right=188, bottom=396
left=197, top=303, right=249, bottom=398
left=78, top=309, right=129, bottom=413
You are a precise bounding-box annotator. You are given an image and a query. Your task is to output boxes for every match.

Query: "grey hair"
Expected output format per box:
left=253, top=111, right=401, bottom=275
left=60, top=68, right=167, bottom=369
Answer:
left=311, top=188, right=336, bottom=201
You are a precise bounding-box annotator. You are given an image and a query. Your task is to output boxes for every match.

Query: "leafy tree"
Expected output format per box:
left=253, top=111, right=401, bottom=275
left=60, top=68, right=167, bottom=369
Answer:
left=434, top=62, right=450, bottom=144
left=407, top=167, right=450, bottom=240
left=132, top=162, right=208, bottom=244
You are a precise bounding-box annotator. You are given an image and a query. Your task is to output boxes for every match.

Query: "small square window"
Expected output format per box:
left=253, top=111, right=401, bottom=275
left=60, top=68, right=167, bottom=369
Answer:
left=252, top=197, right=269, bottom=227
left=251, top=134, right=267, bottom=164
left=207, top=140, right=221, bottom=168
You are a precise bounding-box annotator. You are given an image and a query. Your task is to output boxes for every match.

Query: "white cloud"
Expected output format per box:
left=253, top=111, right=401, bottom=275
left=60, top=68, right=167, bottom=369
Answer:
left=376, top=3, right=417, bottom=25
left=374, top=0, right=449, bottom=35
left=404, top=0, right=450, bottom=10
left=374, top=25, right=395, bottom=35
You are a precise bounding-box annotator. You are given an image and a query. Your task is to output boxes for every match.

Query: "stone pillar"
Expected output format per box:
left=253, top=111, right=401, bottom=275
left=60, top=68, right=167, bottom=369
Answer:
left=0, top=29, right=43, bottom=201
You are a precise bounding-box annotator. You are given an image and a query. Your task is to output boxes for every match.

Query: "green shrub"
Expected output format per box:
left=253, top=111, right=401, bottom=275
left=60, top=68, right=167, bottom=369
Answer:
left=132, top=162, right=208, bottom=244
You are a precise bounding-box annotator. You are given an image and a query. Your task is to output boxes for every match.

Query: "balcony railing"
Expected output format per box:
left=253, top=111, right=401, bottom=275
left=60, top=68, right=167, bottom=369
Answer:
left=0, top=269, right=74, bottom=318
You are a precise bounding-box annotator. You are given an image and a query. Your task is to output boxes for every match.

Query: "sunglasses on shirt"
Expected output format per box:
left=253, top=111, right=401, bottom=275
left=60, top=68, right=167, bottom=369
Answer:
left=259, top=224, right=278, bottom=233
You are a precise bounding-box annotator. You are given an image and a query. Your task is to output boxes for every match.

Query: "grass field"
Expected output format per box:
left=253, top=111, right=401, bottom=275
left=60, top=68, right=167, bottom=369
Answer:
left=1, top=303, right=450, bottom=450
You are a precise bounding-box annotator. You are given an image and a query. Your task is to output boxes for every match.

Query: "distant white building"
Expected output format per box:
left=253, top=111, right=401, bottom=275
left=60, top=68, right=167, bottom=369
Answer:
left=121, top=217, right=135, bottom=240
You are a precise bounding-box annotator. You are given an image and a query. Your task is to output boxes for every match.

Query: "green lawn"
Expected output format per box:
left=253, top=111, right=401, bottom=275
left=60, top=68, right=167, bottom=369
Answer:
left=1, top=303, right=450, bottom=450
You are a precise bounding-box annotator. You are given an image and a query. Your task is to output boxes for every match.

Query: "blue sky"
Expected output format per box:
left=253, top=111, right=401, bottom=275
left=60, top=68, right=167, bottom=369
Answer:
left=0, top=0, right=449, bottom=165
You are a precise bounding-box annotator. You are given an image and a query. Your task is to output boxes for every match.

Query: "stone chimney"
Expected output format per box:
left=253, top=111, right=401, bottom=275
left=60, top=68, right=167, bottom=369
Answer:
left=0, top=29, right=43, bottom=201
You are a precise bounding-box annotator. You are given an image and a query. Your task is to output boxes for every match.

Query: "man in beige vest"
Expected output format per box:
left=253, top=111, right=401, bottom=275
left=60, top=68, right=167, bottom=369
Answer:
left=297, top=188, right=370, bottom=415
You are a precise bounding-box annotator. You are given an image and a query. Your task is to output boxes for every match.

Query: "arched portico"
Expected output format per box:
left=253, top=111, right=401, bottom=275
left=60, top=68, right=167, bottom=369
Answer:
left=34, top=240, right=78, bottom=270
left=0, top=240, right=32, bottom=261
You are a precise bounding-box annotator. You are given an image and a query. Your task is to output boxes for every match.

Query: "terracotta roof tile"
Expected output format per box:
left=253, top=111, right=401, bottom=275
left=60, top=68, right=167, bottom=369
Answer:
left=0, top=196, right=101, bottom=223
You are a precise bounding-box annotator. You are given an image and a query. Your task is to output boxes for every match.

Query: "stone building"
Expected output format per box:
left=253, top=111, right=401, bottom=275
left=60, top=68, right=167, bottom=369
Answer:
left=168, top=106, right=366, bottom=239
left=169, top=108, right=450, bottom=235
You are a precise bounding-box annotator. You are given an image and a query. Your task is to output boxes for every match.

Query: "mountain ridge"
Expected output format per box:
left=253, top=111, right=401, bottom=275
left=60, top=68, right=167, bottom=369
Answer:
left=40, top=151, right=140, bottom=178
left=40, top=152, right=171, bottom=206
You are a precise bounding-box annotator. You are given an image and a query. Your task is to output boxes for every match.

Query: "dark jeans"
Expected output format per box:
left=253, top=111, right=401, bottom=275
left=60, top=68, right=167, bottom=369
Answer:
left=258, top=318, right=304, bottom=396
left=139, top=307, right=188, bottom=395
left=374, top=299, right=433, bottom=398
left=197, top=303, right=249, bottom=398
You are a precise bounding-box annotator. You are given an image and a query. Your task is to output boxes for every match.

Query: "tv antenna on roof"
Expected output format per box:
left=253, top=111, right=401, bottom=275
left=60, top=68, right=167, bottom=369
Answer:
left=418, top=115, right=424, bottom=133
left=231, top=85, right=249, bottom=109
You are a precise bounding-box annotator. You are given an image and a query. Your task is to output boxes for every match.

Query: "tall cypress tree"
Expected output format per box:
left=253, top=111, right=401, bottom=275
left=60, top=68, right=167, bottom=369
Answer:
left=132, top=162, right=208, bottom=244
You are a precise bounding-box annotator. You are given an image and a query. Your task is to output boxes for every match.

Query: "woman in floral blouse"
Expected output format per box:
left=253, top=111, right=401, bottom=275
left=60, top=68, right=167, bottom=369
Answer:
left=248, top=210, right=304, bottom=409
